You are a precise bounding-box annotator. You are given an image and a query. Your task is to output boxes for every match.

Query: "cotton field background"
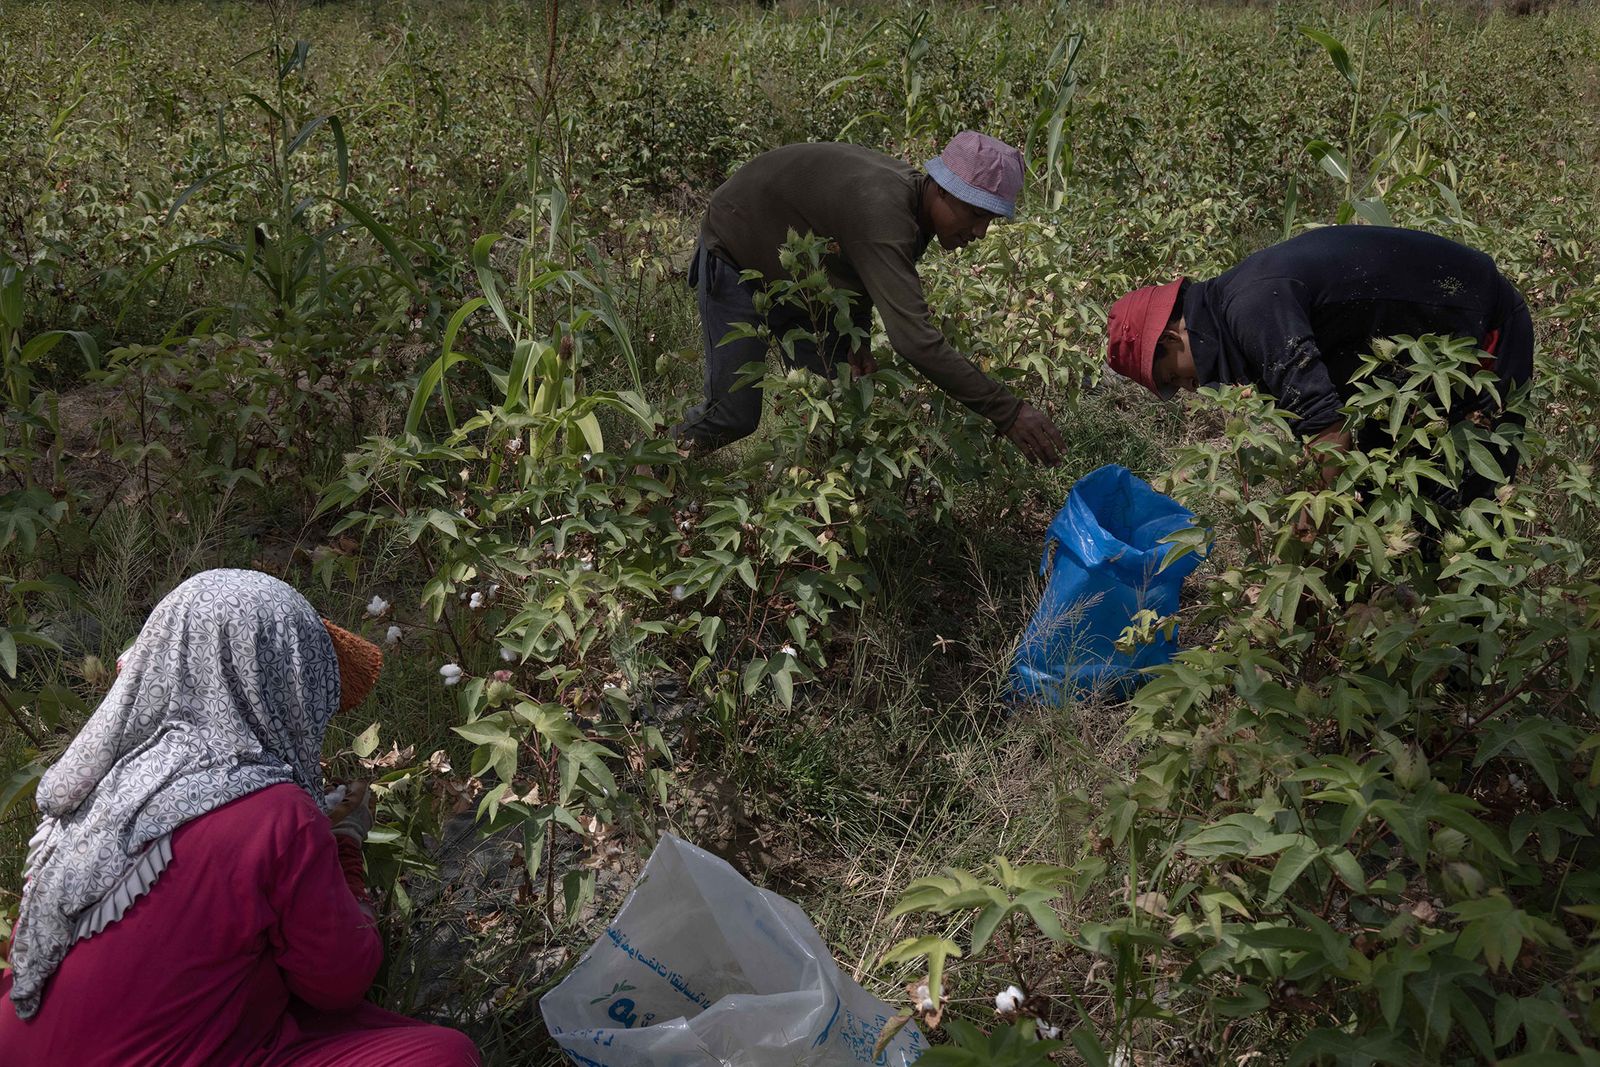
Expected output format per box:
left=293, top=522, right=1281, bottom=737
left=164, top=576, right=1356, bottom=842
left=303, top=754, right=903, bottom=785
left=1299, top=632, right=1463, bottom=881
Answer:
left=3, top=1, right=1599, bottom=1063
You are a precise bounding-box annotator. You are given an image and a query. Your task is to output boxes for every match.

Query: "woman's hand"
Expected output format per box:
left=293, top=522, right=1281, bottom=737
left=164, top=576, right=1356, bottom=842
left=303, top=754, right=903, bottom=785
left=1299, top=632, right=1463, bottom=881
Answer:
left=326, top=782, right=376, bottom=842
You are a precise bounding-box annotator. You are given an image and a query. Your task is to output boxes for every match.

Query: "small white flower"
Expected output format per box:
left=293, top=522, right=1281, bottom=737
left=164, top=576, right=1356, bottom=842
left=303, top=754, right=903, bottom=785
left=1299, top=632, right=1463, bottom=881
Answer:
left=439, top=663, right=463, bottom=686
left=384, top=625, right=402, bottom=646
left=671, top=585, right=687, bottom=601
left=365, top=595, right=390, bottom=617
left=469, top=591, right=485, bottom=609
left=581, top=452, right=592, bottom=463
left=1034, top=1019, right=1061, bottom=1040
left=499, top=647, right=517, bottom=663
left=995, top=985, right=1024, bottom=1014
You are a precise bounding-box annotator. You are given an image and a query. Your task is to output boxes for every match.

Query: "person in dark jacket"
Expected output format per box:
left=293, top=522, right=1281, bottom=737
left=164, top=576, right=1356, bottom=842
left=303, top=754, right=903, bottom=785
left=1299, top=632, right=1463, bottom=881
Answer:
left=1105, top=225, right=1533, bottom=505
left=672, top=131, right=1067, bottom=466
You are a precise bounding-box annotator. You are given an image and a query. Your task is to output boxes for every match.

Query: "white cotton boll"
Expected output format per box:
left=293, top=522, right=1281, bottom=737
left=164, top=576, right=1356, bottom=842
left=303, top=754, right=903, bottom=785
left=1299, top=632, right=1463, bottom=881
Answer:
left=779, top=644, right=797, bottom=657
left=995, top=985, right=1024, bottom=1014
left=1111, top=1051, right=1131, bottom=1067
left=499, top=647, right=517, bottom=662
left=469, top=591, right=485, bottom=609
left=440, top=663, right=463, bottom=686
left=579, top=559, right=594, bottom=572
left=581, top=453, right=592, bottom=463
left=365, top=595, right=390, bottom=617
left=488, top=583, right=500, bottom=599
left=1034, top=1019, right=1061, bottom=1040
left=919, top=997, right=935, bottom=1012
left=671, top=585, right=687, bottom=601
left=384, top=625, right=402, bottom=646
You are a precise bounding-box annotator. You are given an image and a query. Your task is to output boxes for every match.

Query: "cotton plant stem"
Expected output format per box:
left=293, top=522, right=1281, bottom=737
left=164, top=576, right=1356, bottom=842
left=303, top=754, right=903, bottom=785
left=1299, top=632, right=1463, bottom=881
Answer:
left=0, top=688, right=43, bottom=749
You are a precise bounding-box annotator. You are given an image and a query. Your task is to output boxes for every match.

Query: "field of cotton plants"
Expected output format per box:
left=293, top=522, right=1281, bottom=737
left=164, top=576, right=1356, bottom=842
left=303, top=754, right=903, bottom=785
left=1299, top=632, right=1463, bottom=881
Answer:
left=4, top=1, right=1600, bottom=1063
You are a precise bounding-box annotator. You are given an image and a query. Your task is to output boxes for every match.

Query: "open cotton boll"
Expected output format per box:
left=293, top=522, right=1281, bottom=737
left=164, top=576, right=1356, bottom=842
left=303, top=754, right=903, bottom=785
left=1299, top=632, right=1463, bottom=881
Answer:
left=994, top=985, right=1024, bottom=1014
left=365, top=595, right=390, bottom=617
left=439, top=663, right=463, bottom=686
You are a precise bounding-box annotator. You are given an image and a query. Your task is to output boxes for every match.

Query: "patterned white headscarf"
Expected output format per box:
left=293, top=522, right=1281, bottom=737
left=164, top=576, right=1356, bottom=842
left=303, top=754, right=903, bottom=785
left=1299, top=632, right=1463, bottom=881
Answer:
left=8, top=569, right=341, bottom=1019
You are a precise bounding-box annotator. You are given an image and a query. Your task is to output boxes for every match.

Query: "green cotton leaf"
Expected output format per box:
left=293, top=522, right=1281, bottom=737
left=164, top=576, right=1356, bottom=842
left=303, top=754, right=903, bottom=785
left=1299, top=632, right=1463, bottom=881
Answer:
left=1213, top=985, right=1269, bottom=1018
left=1322, top=849, right=1367, bottom=892
left=969, top=902, right=1011, bottom=955
left=1267, top=840, right=1319, bottom=903
left=1019, top=894, right=1069, bottom=942
left=523, top=817, right=547, bottom=886
left=1285, top=1028, right=1415, bottom=1067
left=877, top=936, right=961, bottom=1012
left=741, top=656, right=768, bottom=696
left=561, top=868, right=595, bottom=927
left=1466, top=439, right=1506, bottom=482
left=0, top=760, right=46, bottom=821
left=453, top=718, right=512, bottom=745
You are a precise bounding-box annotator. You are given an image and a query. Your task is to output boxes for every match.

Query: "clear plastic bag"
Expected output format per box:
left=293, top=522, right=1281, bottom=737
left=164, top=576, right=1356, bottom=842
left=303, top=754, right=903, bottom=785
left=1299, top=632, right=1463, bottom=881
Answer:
left=541, top=834, right=924, bottom=1067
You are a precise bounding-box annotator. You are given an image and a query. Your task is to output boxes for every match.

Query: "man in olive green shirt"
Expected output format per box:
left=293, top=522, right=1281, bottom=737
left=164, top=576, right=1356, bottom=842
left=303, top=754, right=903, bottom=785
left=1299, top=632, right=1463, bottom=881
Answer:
left=672, top=132, right=1066, bottom=466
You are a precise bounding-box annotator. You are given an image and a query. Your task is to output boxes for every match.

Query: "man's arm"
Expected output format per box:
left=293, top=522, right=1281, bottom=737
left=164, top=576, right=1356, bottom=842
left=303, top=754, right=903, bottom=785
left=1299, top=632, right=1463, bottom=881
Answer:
left=844, top=237, right=1063, bottom=464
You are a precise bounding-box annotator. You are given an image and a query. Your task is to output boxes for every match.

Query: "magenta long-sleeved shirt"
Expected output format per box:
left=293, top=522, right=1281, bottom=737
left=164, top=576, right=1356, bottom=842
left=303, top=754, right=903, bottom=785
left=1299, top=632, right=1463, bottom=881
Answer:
left=1, top=783, right=385, bottom=1066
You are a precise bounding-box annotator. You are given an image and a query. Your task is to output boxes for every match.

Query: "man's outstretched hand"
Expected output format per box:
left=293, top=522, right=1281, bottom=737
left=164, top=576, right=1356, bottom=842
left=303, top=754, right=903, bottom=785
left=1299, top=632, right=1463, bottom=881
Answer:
left=1004, top=401, right=1066, bottom=466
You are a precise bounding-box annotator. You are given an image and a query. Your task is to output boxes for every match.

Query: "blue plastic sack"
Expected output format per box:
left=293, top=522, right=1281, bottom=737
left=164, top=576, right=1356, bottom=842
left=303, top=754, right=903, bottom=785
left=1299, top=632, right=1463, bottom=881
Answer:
left=1010, top=465, right=1203, bottom=700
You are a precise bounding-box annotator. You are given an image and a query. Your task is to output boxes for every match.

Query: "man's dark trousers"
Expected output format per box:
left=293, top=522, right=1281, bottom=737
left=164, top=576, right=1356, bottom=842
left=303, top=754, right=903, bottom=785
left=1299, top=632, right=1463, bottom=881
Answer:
left=672, top=242, right=871, bottom=451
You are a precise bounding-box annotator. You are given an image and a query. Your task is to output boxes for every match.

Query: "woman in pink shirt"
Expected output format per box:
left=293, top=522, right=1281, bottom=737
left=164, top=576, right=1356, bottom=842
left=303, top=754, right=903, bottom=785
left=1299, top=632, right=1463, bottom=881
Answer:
left=0, top=569, right=480, bottom=1066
